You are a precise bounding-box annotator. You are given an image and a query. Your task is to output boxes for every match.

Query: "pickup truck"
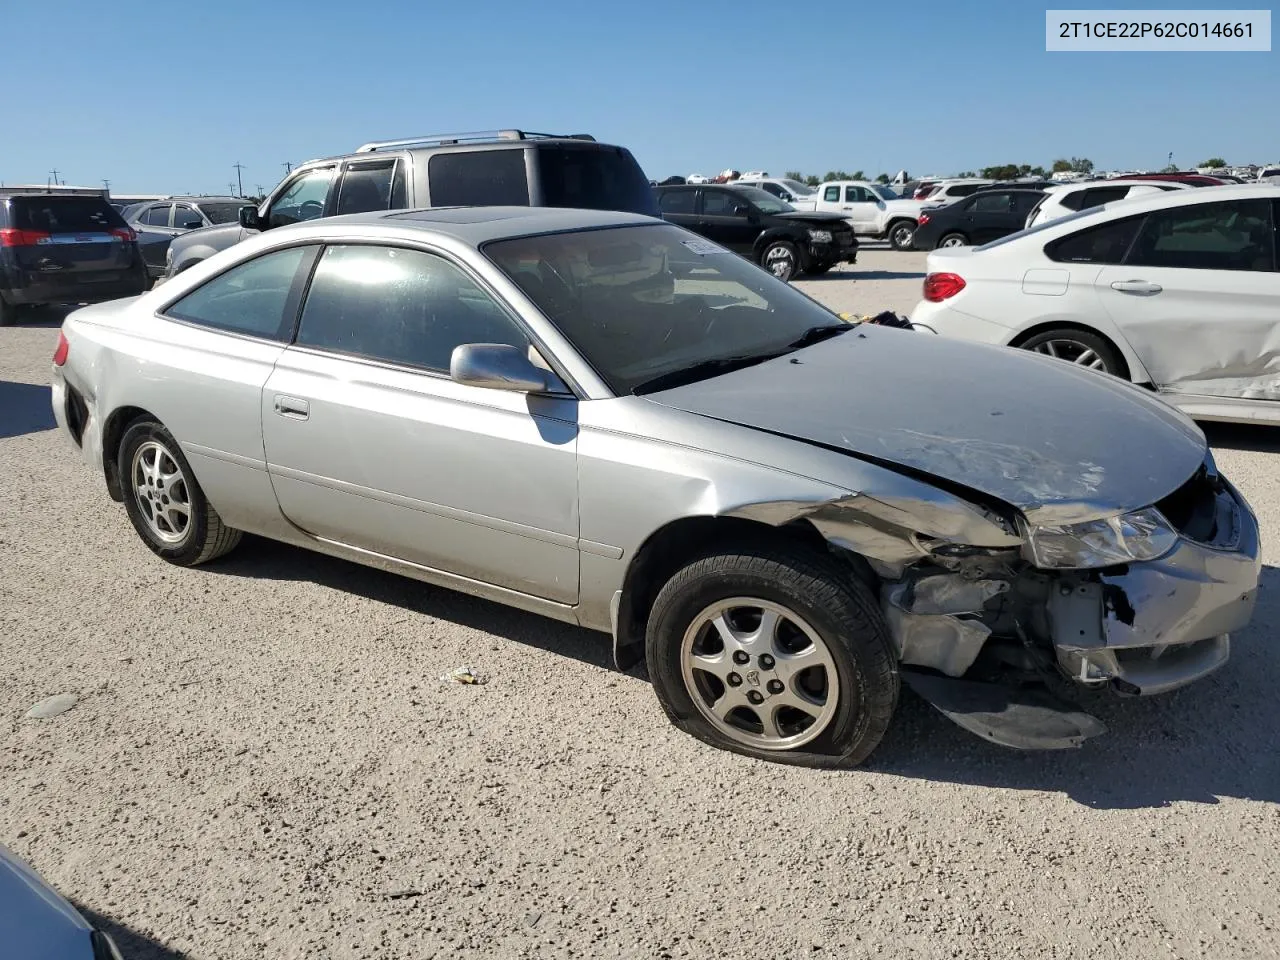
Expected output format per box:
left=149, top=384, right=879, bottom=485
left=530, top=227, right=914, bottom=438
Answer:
left=788, top=180, right=929, bottom=251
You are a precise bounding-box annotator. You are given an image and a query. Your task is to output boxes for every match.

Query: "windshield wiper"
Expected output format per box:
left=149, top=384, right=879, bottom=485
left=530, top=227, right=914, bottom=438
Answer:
left=786, top=324, right=853, bottom=350
left=632, top=353, right=784, bottom=395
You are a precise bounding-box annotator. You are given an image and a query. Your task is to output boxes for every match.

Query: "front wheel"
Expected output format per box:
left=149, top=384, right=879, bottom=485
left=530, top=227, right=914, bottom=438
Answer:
left=645, top=545, right=899, bottom=767
left=1017, top=328, right=1123, bottom=376
left=118, top=420, right=242, bottom=565
left=760, top=241, right=799, bottom=282
left=938, top=232, right=967, bottom=249
left=887, top=220, right=916, bottom=250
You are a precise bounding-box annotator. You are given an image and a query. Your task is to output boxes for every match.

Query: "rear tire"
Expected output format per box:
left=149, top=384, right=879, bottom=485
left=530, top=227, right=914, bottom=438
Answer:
left=118, top=420, right=242, bottom=566
left=1017, top=328, right=1124, bottom=377
left=938, top=232, right=967, bottom=248
left=645, top=544, right=899, bottom=767
left=887, top=220, right=916, bottom=250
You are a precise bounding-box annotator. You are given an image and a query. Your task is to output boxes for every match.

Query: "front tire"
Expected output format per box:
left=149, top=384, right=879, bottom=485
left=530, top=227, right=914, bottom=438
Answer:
left=887, top=220, right=916, bottom=250
left=1017, top=328, right=1124, bottom=376
left=118, top=420, right=241, bottom=565
left=645, top=544, right=899, bottom=767
left=760, top=241, right=799, bottom=282
left=938, top=232, right=967, bottom=248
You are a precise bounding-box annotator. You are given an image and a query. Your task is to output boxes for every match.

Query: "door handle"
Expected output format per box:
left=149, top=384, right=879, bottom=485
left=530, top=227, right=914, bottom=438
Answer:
left=1110, top=279, right=1163, bottom=294
left=273, top=395, right=310, bottom=420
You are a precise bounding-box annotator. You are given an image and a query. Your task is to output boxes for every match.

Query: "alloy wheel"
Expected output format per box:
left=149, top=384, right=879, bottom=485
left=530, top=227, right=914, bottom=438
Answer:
left=763, top=245, right=796, bottom=281
left=680, top=598, right=840, bottom=751
left=131, top=440, right=192, bottom=544
left=1032, top=339, right=1108, bottom=370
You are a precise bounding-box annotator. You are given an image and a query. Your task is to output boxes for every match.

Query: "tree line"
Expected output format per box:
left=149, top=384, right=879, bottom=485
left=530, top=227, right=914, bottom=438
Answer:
left=779, top=156, right=1233, bottom=186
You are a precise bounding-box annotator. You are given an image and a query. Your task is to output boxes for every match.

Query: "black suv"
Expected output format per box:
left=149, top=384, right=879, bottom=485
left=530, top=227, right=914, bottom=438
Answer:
left=0, top=193, right=149, bottom=325
left=162, top=129, right=657, bottom=279
left=653, top=183, right=857, bottom=281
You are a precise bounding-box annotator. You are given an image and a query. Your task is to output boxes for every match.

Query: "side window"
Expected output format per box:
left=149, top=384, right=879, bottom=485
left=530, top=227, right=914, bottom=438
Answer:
left=1012, top=192, right=1042, bottom=213
left=296, top=245, right=529, bottom=372
left=1126, top=199, right=1275, bottom=272
left=1079, top=186, right=1127, bottom=209
left=173, top=205, right=202, bottom=229
left=658, top=190, right=695, bottom=215
left=823, top=186, right=840, bottom=202
left=268, top=168, right=334, bottom=228
left=143, top=204, right=172, bottom=227
left=165, top=245, right=315, bottom=340
left=950, top=184, right=981, bottom=198
left=429, top=150, right=529, bottom=207
left=702, top=191, right=746, bottom=216
left=758, top=182, right=784, bottom=198
left=1046, top=216, right=1143, bottom=264
left=1059, top=190, right=1085, bottom=212
left=970, top=192, right=1014, bottom=213
left=335, top=160, right=399, bottom=215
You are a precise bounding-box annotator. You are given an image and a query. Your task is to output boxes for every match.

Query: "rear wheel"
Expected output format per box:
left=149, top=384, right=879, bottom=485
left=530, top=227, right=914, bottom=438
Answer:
left=938, top=232, right=967, bottom=248
left=645, top=544, right=899, bottom=767
left=118, top=420, right=242, bottom=566
left=887, top=220, right=916, bottom=250
left=1018, top=328, right=1124, bottom=376
left=760, top=241, right=799, bottom=282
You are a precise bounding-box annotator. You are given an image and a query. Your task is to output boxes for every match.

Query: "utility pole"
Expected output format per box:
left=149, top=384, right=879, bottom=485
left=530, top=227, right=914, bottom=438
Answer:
left=282, top=161, right=292, bottom=175
left=102, top=179, right=111, bottom=195
left=233, top=162, right=245, bottom=196
left=49, top=169, right=61, bottom=187
left=229, top=181, right=237, bottom=197
left=255, top=184, right=264, bottom=198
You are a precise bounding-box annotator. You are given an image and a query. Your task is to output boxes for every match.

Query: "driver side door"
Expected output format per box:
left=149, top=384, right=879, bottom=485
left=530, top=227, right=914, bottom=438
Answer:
left=840, top=186, right=881, bottom=232
left=698, top=189, right=761, bottom=254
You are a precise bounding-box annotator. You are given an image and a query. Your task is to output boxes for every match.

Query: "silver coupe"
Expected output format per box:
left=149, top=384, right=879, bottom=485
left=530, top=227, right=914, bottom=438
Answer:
left=51, top=207, right=1261, bottom=765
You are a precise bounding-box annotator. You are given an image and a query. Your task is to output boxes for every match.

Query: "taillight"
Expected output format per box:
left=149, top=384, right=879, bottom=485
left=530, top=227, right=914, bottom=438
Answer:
left=923, top=272, right=966, bottom=302
left=110, top=227, right=136, bottom=242
left=53, top=331, right=70, bottom=366
left=918, top=213, right=931, bottom=226
left=0, top=228, right=52, bottom=247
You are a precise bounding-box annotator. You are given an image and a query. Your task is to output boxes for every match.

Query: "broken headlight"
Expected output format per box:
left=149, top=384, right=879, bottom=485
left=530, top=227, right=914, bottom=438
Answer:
left=1025, top=508, right=1178, bottom=569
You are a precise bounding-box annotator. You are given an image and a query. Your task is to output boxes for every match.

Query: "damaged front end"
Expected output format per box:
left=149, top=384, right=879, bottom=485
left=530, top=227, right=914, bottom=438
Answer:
left=736, top=454, right=1262, bottom=750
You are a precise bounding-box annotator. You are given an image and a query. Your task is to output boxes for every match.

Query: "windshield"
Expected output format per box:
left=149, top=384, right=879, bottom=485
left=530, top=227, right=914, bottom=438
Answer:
left=780, top=179, right=814, bottom=196
left=731, top=186, right=794, bottom=214
left=196, top=202, right=245, bottom=224
left=484, top=223, right=847, bottom=395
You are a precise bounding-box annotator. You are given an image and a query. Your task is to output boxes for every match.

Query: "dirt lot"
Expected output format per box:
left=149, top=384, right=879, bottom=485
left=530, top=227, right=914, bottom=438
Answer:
left=2, top=248, right=1278, bottom=960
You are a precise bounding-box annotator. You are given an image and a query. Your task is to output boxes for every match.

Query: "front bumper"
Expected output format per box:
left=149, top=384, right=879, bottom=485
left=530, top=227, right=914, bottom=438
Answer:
left=809, top=238, right=858, bottom=264
left=1048, top=476, right=1260, bottom=696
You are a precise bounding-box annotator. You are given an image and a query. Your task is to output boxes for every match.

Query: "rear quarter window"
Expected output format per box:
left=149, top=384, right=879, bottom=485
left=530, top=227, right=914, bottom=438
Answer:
left=13, top=197, right=125, bottom=231
left=536, top=145, right=658, bottom=217
left=428, top=150, right=530, bottom=207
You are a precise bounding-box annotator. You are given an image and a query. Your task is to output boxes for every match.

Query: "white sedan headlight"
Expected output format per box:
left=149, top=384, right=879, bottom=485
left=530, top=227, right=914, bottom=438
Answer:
left=1025, top=507, right=1178, bottom=569
left=807, top=229, right=833, bottom=243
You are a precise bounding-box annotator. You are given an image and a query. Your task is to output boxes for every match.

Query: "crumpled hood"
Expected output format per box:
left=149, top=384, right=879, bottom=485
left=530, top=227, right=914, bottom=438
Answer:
left=643, top=327, right=1208, bottom=524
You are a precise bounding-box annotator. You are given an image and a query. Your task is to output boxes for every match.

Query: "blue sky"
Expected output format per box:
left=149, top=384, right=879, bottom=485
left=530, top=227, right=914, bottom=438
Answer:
left=3, top=0, right=1275, bottom=194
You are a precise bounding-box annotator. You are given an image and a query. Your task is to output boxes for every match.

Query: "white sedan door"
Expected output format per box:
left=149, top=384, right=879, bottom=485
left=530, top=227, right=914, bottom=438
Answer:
left=1096, top=196, right=1280, bottom=399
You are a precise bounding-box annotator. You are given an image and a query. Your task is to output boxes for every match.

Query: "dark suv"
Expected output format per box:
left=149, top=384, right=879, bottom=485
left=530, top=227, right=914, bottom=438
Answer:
left=0, top=193, right=149, bottom=325
left=161, top=129, right=657, bottom=279
left=128, top=196, right=247, bottom=279
left=653, top=183, right=857, bottom=281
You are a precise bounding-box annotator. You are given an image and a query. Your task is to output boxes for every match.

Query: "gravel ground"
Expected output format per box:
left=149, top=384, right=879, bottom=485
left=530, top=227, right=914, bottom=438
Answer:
left=2, top=248, right=1278, bottom=960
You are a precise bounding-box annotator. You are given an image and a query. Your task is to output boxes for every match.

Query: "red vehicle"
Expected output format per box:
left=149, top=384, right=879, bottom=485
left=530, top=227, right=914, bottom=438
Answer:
left=1120, top=172, right=1230, bottom=187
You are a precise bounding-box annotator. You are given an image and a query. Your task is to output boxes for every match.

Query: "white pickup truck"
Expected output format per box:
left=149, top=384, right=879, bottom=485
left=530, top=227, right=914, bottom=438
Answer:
left=789, top=180, right=929, bottom=250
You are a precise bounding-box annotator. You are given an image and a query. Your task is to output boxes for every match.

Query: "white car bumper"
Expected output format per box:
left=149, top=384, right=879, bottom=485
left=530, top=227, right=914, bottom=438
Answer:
left=909, top=299, right=1016, bottom=346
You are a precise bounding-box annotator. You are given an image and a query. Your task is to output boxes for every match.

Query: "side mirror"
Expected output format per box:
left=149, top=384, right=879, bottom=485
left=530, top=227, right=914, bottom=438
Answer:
left=450, top=343, right=561, bottom=394
left=238, top=205, right=262, bottom=229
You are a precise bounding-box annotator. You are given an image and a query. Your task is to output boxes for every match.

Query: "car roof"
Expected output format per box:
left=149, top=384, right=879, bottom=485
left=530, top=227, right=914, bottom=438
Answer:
left=275, top=205, right=661, bottom=245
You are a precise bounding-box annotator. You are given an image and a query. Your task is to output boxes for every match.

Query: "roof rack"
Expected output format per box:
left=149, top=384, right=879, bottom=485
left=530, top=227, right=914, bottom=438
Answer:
left=354, top=129, right=596, bottom=153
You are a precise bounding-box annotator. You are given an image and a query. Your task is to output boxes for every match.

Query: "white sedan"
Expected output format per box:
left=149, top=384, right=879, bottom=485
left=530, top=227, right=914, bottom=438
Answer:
left=911, top=184, right=1280, bottom=425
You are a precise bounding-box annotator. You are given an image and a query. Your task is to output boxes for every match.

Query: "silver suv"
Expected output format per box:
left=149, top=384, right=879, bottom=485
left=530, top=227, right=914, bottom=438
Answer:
left=161, top=128, right=656, bottom=279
